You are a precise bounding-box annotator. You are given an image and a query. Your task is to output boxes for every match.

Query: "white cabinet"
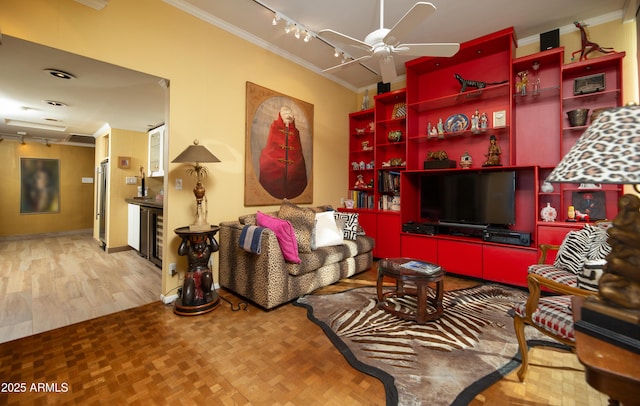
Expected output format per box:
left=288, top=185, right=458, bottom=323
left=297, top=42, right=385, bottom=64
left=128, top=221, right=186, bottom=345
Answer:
left=127, top=203, right=140, bottom=250
left=148, top=124, right=165, bottom=177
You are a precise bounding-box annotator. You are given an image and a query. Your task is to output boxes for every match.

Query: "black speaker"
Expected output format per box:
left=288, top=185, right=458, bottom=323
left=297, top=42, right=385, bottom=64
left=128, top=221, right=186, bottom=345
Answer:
left=540, top=29, right=559, bottom=51
left=377, top=81, right=390, bottom=94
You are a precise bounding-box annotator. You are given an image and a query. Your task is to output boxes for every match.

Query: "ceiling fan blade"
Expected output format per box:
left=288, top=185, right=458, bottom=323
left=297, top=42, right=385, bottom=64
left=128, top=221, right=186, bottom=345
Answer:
left=379, top=56, right=398, bottom=83
left=323, top=55, right=372, bottom=74
left=384, top=2, right=436, bottom=45
left=319, top=29, right=371, bottom=51
left=395, top=43, right=460, bottom=57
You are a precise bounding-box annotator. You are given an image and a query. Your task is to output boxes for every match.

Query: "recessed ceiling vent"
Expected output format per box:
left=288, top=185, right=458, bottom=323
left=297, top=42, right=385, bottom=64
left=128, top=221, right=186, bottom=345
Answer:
left=66, top=134, right=96, bottom=145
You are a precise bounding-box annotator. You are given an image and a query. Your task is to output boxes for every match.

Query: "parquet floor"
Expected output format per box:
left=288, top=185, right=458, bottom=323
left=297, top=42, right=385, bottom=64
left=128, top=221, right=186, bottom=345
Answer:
left=0, top=234, right=610, bottom=405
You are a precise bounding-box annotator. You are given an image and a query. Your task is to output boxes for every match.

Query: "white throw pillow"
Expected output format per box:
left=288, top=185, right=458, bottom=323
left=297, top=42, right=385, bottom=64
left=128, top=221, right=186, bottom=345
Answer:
left=314, top=211, right=344, bottom=248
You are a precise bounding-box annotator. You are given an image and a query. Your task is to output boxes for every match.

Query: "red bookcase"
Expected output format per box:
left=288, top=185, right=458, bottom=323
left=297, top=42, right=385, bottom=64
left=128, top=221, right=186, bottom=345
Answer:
left=346, top=27, right=624, bottom=284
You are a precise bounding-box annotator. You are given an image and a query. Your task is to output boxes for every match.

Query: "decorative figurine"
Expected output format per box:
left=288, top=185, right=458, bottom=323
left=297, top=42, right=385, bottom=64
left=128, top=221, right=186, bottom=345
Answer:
left=354, top=174, right=366, bottom=188
left=567, top=205, right=576, bottom=221
left=368, top=121, right=375, bottom=132
left=351, top=161, right=359, bottom=170
left=459, top=151, right=472, bottom=169
left=437, top=118, right=444, bottom=136
left=428, top=122, right=438, bottom=138
left=572, top=21, right=615, bottom=61
left=359, top=160, right=365, bottom=170
left=361, top=89, right=370, bottom=110
left=516, top=70, right=528, bottom=96
left=482, top=135, right=502, bottom=166
left=427, top=150, right=448, bottom=161
left=471, top=109, right=480, bottom=131
left=532, top=61, right=541, bottom=95
left=454, top=73, right=508, bottom=92
left=480, top=112, right=488, bottom=129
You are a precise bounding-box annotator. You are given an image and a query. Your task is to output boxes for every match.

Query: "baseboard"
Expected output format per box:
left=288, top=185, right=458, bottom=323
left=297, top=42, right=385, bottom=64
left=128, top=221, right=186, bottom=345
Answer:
left=161, top=294, right=179, bottom=304
left=0, top=229, right=92, bottom=241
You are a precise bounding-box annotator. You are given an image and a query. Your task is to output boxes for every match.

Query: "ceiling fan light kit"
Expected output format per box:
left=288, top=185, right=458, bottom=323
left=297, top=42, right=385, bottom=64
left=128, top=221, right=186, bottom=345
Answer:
left=318, top=1, right=460, bottom=83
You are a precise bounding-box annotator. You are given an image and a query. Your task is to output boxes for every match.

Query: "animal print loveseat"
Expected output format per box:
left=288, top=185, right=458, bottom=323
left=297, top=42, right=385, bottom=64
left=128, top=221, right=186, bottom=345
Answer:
left=218, top=202, right=374, bottom=309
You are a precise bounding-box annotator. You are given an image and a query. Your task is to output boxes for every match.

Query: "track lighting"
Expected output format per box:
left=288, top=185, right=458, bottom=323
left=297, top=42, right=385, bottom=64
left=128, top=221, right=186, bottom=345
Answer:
left=268, top=7, right=315, bottom=44
left=334, top=49, right=341, bottom=58
left=18, top=135, right=25, bottom=144
left=284, top=22, right=294, bottom=34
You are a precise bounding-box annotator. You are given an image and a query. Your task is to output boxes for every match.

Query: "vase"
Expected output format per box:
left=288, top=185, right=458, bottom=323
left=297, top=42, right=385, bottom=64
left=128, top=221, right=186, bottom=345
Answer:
left=540, top=203, right=557, bottom=222
left=541, top=181, right=554, bottom=193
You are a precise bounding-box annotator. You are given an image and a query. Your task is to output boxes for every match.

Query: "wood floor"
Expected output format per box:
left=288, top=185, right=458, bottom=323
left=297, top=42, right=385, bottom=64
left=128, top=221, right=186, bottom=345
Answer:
left=0, top=234, right=609, bottom=405
left=0, top=232, right=162, bottom=344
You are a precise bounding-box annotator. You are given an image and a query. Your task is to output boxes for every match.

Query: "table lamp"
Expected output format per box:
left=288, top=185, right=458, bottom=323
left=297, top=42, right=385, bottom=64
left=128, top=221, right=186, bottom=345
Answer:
left=172, top=139, right=221, bottom=231
left=546, top=105, right=640, bottom=315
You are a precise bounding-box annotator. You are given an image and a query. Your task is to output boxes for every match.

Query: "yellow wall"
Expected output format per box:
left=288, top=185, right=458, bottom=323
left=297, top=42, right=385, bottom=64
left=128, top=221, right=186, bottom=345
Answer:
left=1, top=0, right=358, bottom=295
left=0, top=141, right=95, bottom=236
left=106, top=128, right=149, bottom=250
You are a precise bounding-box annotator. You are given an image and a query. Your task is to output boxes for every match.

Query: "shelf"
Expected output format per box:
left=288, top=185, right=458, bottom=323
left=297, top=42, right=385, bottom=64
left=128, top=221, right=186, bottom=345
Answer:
left=409, top=83, right=510, bottom=112
left=562, top=89, right=620, bottom=105
left=408, top=126, right=508, bottom=142
left=377, top=117, right=406, bottom=126
left=377, top=141, right=406, bottom=148
left=563, top=125, right=588, bottom=132
left=513, top=86, right=560, bottom=103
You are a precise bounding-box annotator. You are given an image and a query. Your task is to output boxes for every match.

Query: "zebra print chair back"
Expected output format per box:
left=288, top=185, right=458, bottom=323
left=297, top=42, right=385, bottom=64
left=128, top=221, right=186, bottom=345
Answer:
left=512, top=222, right=610, bottom=381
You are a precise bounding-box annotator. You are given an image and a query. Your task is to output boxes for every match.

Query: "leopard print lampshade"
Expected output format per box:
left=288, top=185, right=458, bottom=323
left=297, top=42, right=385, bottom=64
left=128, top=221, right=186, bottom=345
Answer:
left=546, top=105, right=640, bottom=185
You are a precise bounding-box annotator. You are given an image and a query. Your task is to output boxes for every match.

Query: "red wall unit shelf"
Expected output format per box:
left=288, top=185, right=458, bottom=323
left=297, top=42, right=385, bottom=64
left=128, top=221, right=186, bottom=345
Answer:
left=345, top=27, right=624, bottom=286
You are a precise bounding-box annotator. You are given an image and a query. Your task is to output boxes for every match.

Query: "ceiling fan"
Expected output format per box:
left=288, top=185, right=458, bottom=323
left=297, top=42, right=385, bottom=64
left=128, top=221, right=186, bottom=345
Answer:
left=319, top=1, right=460, bottom=83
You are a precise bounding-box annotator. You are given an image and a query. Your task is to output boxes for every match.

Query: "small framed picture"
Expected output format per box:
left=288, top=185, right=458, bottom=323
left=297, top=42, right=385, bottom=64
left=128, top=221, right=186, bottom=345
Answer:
left=572, top=191, right=606, bottom=220
left=118, top=156, right=131, bottom=169
left=493, top=110, right=506, bottom=128
left=573, top=73, right=605, bottom=95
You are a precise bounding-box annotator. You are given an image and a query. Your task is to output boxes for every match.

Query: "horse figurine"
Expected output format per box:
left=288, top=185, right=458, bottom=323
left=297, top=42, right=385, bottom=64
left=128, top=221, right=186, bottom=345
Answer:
left=571, top=21, right=615, bottom=61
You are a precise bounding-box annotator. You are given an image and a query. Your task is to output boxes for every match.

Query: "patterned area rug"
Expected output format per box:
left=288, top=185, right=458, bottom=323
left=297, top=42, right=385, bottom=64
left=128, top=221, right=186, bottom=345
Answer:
left=294, top=284, right=556, bottom=406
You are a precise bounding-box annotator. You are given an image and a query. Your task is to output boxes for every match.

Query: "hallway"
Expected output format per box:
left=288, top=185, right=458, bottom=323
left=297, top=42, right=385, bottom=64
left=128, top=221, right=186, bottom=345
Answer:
left=0, top=232, right=162, bottom=344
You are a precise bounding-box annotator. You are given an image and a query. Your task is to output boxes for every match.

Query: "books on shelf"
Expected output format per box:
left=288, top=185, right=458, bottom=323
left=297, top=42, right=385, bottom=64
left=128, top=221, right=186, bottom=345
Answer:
left=348, top=189, right=374, bottom=209
left=400, top=260, right=442, bottom=275
left=378, top=171, right=400, bottom=193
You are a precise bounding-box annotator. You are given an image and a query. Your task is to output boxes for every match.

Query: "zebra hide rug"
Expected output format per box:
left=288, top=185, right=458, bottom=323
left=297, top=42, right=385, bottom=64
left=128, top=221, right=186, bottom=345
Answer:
left=294, top=284, right=551, bottom=406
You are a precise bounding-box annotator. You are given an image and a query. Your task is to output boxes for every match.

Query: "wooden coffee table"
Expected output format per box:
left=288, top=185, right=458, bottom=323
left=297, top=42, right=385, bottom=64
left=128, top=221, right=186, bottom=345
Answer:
left=376, top=257, right=445, bottom=324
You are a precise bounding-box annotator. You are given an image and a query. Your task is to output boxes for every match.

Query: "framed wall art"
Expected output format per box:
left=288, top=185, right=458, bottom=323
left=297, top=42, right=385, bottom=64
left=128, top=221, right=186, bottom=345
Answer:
left=245, top=82, right=314, bottom=206
left=118, top=156, right=131, bottom=169
left=20, top=157, right=60, bottom=214
left=572, top=191, right=606, bottom=220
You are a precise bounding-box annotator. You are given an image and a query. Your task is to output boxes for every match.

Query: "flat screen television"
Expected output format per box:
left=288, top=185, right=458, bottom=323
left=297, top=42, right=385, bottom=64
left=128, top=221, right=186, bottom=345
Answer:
left=420, top=170, right=516, bottom=227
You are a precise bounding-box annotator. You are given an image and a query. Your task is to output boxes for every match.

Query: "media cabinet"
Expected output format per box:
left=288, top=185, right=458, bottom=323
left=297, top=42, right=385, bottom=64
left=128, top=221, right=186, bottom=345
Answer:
left=346, top=27, right=624, bottom=287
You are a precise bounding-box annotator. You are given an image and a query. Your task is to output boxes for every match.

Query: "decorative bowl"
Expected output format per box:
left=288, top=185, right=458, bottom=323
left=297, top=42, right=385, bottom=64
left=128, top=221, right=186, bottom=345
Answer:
left=388, top=130, right=402, bottom=142
left=567, top=109, right=589, bottom=127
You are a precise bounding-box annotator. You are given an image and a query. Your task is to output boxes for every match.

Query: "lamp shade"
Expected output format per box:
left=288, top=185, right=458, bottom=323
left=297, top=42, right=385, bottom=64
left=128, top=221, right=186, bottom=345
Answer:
left=171, top=139, right=221, bottom=163
left=546, top=105, right=640, bottom=185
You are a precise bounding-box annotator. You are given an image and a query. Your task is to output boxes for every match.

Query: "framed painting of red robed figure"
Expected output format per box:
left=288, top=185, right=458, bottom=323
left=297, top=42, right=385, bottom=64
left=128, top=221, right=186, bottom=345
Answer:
left=245, top=82, right=314, bottom=206
left=20, top=158, right=60, bottom=214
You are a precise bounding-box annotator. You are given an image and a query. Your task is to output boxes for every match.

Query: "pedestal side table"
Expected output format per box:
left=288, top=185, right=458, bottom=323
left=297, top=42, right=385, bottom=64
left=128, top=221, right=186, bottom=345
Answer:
left=174, top=225, right=220, bottom=316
